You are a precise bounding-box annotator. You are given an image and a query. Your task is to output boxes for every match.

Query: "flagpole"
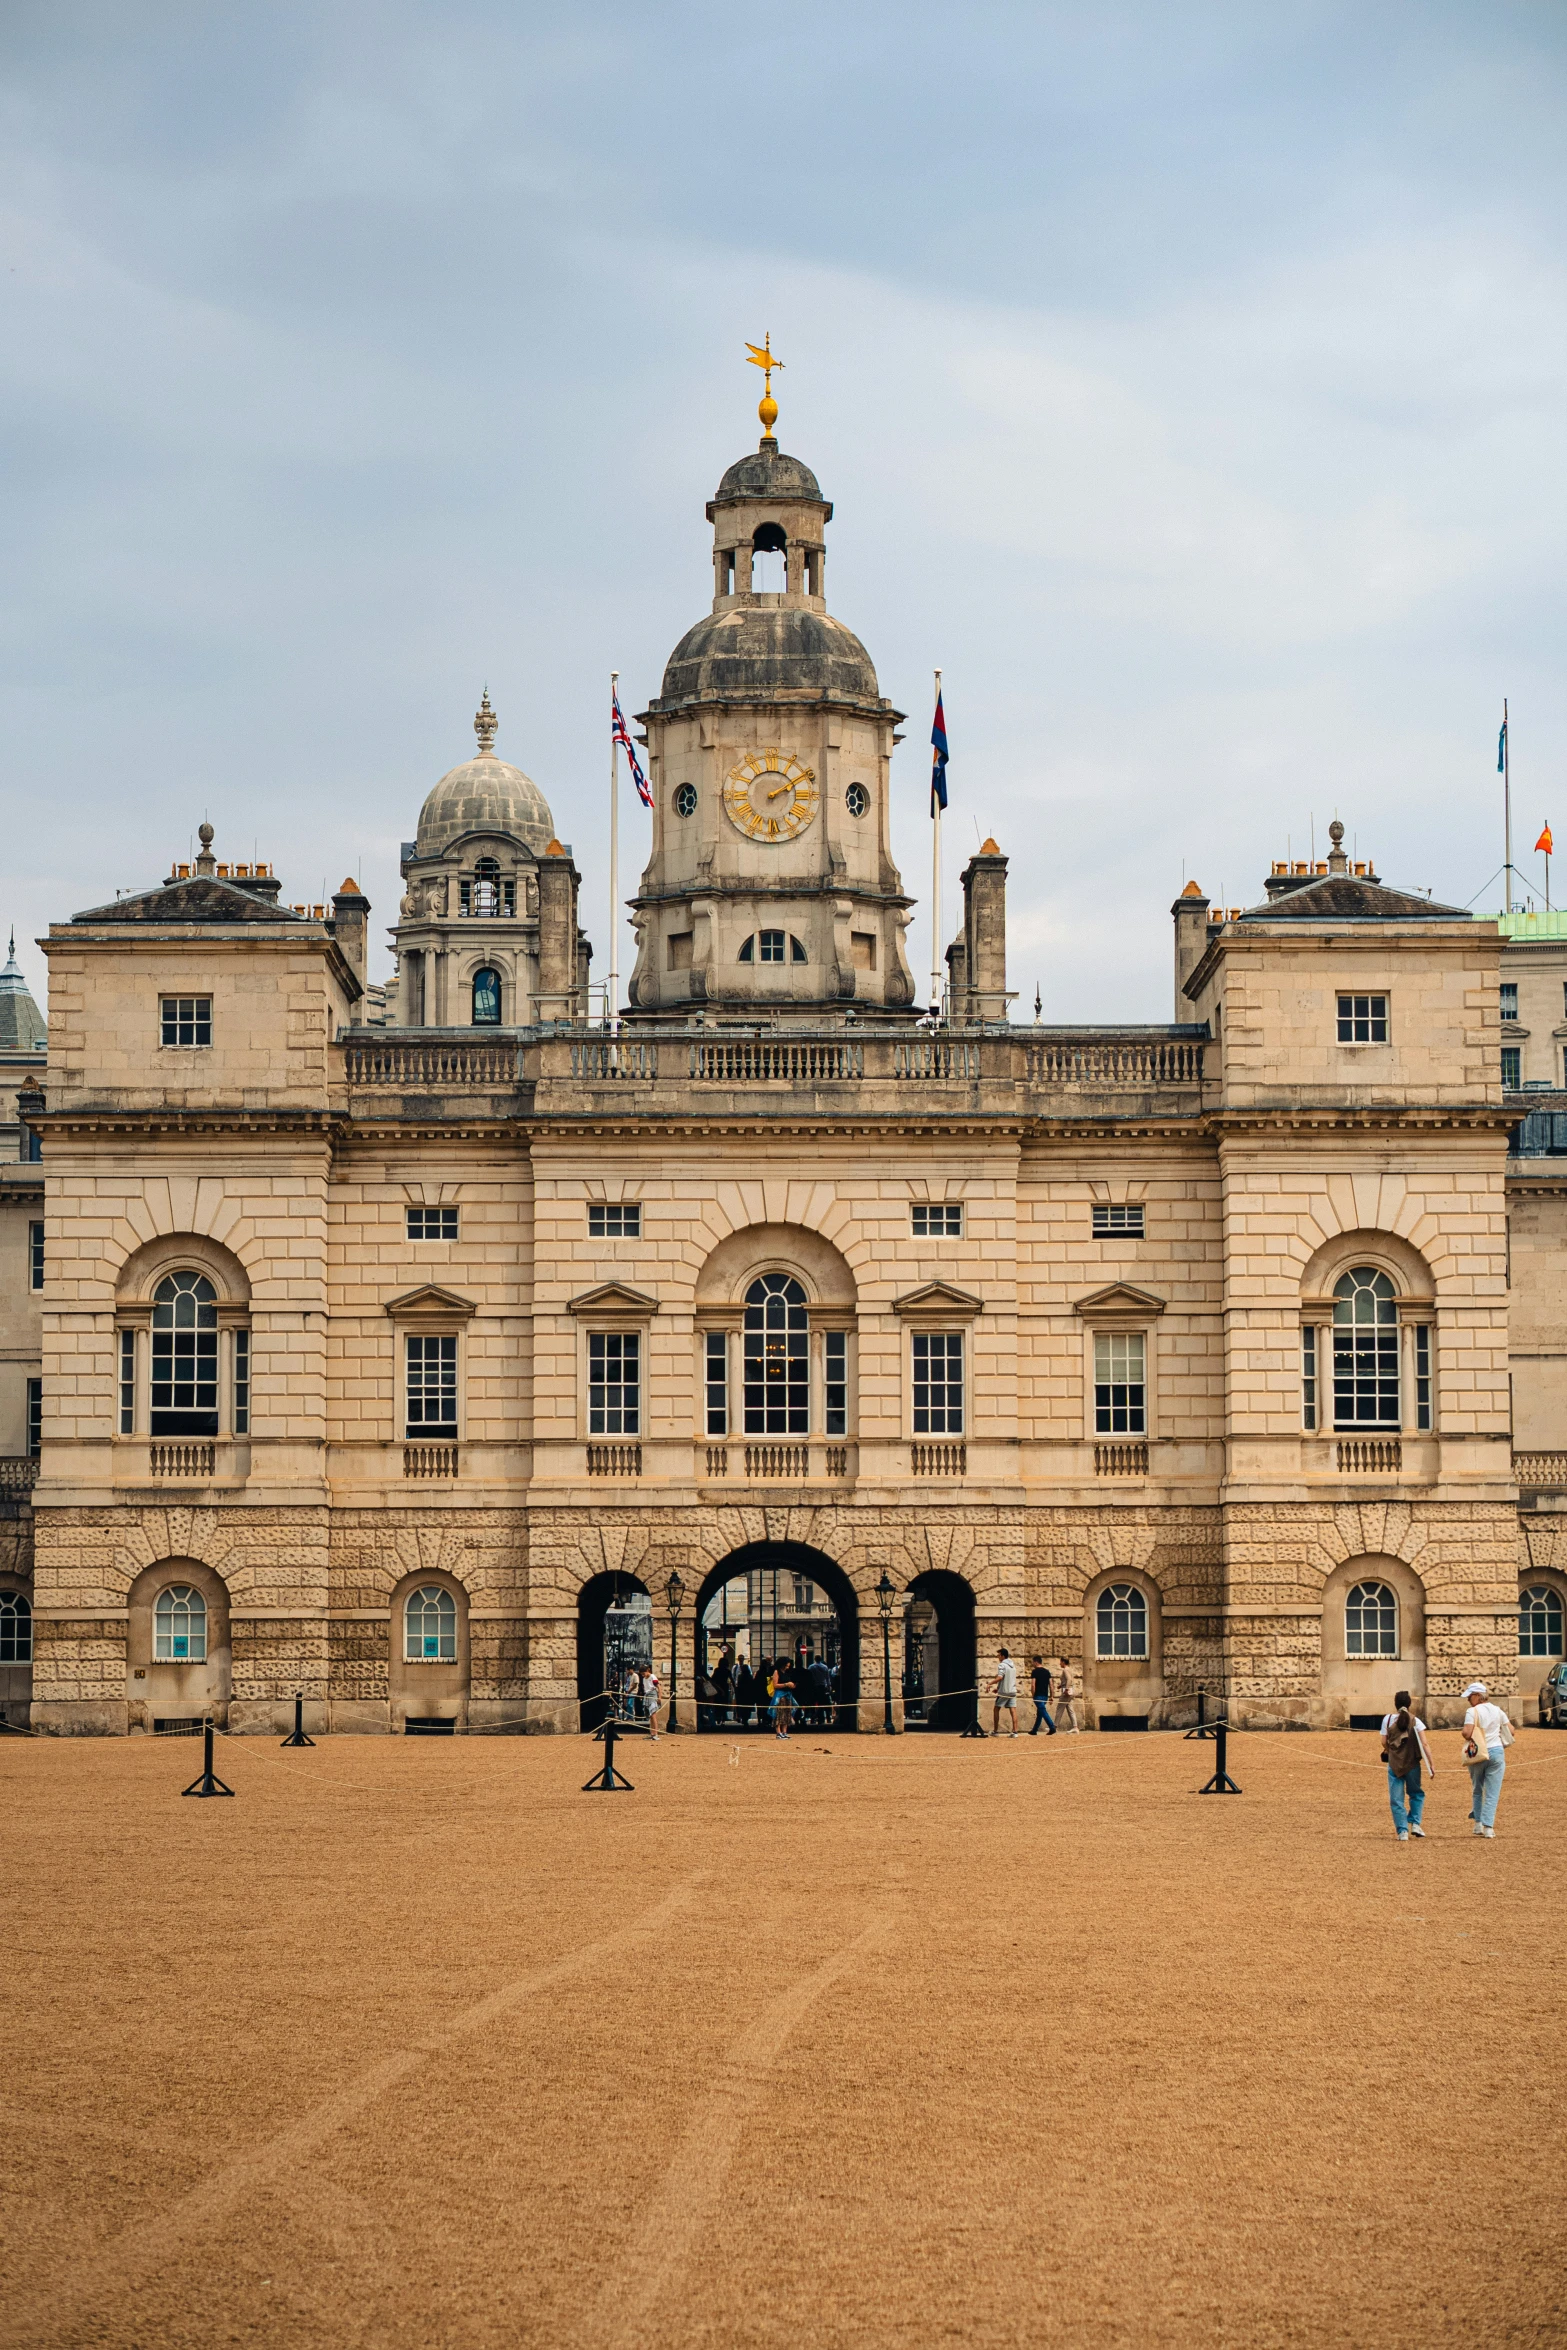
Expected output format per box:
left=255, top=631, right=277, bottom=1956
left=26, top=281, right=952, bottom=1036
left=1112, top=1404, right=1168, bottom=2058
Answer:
left=608, top=671, right=620, bottom=1030
left=931, top=667, right=943, bottom=1023
left=1503, top=696, right=1512, bottom=916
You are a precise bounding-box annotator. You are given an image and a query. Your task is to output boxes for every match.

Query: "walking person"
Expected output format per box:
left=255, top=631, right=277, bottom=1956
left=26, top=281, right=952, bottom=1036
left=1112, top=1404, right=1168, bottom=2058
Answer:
left=991, top=1649, right=1019, bottom=1738
left=1379, top=1690, right=1435, bottom=1841
left=1461, top=1681, right=1513, bottom=1838
left=1055, top=1660, right=1081, bottom=1733
left=643, top=1663, right=662, bottom=1741
left=1029, top=1655, right=1057, bottom=1736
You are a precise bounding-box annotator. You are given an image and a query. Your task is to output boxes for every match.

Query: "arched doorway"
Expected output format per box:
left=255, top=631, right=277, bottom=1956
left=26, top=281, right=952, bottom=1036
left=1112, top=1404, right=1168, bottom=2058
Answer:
left=576, top=1571, right=652, bottom=1731
left=694, top=1542, right=860, bottom=1731
left=903, top=1569, right=977, bottom=1731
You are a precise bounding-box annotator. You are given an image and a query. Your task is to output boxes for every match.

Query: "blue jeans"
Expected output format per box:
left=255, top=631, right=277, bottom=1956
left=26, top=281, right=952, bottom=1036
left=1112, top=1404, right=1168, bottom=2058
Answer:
left=1031, top=1700, right=1056, bottom=1734
left=1387, top=1768, right=1425, bottom=1833
left=1469, top=1747, right=1505, bottom=1828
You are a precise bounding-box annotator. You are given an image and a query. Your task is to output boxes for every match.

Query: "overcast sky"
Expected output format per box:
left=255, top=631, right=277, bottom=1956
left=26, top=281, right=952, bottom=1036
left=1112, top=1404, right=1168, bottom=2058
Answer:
left=3, top=1, right=1565, bottom=1021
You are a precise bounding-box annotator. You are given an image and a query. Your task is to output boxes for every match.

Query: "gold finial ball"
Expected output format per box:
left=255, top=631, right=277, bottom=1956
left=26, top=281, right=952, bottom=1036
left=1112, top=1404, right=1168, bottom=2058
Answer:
left=758, top=391, right=778, bottom=437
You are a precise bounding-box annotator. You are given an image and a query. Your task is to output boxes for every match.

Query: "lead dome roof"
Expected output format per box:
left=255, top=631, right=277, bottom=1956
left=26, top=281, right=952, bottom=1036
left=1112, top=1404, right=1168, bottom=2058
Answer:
left=713, top=444, right=824, bottom=505
left=657, top=606, right=880, bottom=708
left=414, top=696, right=555, bottom=859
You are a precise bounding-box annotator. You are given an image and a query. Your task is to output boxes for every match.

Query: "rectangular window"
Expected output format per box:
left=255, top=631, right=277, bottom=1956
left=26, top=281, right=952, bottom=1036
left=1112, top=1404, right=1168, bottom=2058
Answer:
left=912, top=1331, right=964, bottom=1435
left=406, top=1206, right=458, bottom=1241
left=159, top=996, right=212, bottom=1047
left=1092, top=1204, right=1145, bottom=1238
left=758, top=930, right=786, bottom=963
left=1414, top=1324, right=1432, bottom=1431
left=588, top=1331, right=639, bottom=1436
left=29, top=1221, right=43, bottom=1290
left=824, top=1330, right=847, bottom=1437
left=911, top=1203, right=963, bottom=1237
left=588, top=1203, right=642, bottom=1238
left=1302, top=1325, right=1318, bottom=1431
left=405, top=1333, right=458, bottom=1438
left=1500, top=982, right=1518, bottom=1021
left=459, top=881, right=471, bottom=915
left=1094, top=1333, right=1146, bottom=1435
left=233, top=1329, right=250, bottom=1436
left=1336, top=993, right=1388, bottom=1044
left=27, top=1377, right=41, bottom=1458
left=705, top=1331, right=728, bottom=1437
left=119, top=1328, right=136, bottom=1435
left=1501, top=1047, right=1522, bottom=1090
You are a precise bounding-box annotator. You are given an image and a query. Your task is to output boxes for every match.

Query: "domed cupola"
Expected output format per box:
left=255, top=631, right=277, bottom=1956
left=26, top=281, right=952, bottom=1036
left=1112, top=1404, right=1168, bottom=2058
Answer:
left=627, top=346, right=915, bottom=1025
left=415, top=692, right=555, bottom=858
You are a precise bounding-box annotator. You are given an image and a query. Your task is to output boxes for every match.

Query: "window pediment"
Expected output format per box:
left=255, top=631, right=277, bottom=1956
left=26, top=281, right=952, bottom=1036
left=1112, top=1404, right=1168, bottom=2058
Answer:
left=1074, top=1282, right=1166, bottom=1328
left=385, top=1284, right=477, bottom=1326
left=892, top=1281, right=984, bottom=1322
left=567, top=1282, right=660, bottom=1323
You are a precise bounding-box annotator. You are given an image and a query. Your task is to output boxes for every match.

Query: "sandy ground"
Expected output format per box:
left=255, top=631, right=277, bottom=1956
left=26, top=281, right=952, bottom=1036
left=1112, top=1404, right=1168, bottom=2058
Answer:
left=1, top=1722, right=1562, bottom=2350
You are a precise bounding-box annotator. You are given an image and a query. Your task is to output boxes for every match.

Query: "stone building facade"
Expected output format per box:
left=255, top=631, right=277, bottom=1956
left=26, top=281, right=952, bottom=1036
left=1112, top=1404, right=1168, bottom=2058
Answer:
left=6, top=423, right=1566, bottom=1734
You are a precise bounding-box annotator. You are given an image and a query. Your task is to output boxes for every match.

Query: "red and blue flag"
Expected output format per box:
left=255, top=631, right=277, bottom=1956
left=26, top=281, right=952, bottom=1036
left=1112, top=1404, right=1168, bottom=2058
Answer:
left=613, top=687, right=654, bottom=809
left=930, top=690, right=949, bottom=816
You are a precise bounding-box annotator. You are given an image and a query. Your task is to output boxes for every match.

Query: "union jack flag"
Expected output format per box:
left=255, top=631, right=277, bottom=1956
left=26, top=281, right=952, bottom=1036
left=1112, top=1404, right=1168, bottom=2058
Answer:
left=613, top=687, right=653, bottom=809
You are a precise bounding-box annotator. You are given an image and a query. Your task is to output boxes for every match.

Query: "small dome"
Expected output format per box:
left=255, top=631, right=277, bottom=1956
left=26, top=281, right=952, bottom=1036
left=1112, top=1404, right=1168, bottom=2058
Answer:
left=414, top=695, right=555, bottom=858
left=658, top=606, right=879, bottom=709
left=714, top=444, right=824, bottom=505
left=0, top=931, right=45, bottom=1051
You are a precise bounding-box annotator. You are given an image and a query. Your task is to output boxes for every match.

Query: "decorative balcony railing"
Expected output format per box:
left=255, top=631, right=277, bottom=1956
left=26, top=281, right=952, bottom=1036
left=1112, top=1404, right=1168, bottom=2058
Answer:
left=1026, top=1037, right=1204, bottom=1086
left=346, top=1038, right=519, bottom=1088
left=0, top=1456, right=39, bottom=1497
left=149, top=1441, right=216, bottom=1480
left=1094, top=1441, right=1148, bottom=1477
left=404, top=1442, right=459, bottom=1480
left=688, top=1038, right=864, bottom=1083
left=702, top=1443, right=851, bottom=1482
left=571, top=1038, right=658, bottom=1080
left=1514, top=1450, right=1567, bottom=1488
left=1337, top=1437, right=1402, bottom=1475
left=893, top=1037, right=979, bottom=1080
left=587, top=1442, right=642, bottom=1477
left=911, top=1441, right=966, bottom=1478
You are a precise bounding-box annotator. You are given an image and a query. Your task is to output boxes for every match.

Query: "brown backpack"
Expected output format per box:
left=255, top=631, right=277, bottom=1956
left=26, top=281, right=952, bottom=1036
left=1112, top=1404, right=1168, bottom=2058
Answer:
left=1383, top=1717, right=1420, bottom=1778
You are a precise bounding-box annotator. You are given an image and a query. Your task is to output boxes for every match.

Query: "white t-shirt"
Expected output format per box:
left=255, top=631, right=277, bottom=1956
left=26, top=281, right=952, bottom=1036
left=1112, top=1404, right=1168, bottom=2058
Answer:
left=1464, top=1701, right=1505, bottom=1752
left=1380, top=1712, right=1427, bottom=1737
left=996, top=1659, right=1017, bottom=1699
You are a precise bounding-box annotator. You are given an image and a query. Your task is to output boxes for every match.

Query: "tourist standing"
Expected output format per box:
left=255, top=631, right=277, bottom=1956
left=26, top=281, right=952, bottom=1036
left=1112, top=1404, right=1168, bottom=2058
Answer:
left=623, top=1665, right=643, bottom=1720
left=1055, top=1661, right=1080, bottom=1733
left=1461, top=1681, right=1513, bottom=1837
left=1379, top=1690, right=1435, bottom=1840
left=991, top=1649, right=1019, bottom=1738
left=1029, top=1656, right=1056, bottom=1736
left=643, top=1664, right=662, bottom=1741
left=772, top=1659, right=797, bottom=1740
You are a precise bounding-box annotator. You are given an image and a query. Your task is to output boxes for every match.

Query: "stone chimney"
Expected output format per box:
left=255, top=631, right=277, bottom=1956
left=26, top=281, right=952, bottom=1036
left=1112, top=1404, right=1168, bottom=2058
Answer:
left=956, top=841, right=1008, bottom=1025
left=331, top=877, right=370, bottom=1021
left=535, top=840, right=583, bottom=1024
left=1172, top=880, right=1210, bottom=1017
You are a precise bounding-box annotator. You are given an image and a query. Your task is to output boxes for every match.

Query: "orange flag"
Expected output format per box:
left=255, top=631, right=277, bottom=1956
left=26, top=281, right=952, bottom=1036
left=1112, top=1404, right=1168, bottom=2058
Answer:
left=1537, top=823, right=1554, bottom=855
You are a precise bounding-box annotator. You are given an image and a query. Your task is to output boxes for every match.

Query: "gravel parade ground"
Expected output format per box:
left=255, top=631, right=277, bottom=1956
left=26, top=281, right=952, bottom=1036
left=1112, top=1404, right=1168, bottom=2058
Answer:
left=2, top=1725, right=1561, bottom=2350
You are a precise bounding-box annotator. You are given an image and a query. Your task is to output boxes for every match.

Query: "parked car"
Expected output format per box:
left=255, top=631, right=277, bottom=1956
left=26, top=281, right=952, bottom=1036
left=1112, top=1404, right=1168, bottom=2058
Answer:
left=1540, top=1661, right=1567, bottom=1727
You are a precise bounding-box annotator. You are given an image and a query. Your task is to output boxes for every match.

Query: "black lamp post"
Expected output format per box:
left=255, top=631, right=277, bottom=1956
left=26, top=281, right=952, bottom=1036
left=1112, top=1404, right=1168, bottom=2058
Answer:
left=874, top=1569, right=899, bottom=1734
left=666, top=1569, right=685, bottom=1731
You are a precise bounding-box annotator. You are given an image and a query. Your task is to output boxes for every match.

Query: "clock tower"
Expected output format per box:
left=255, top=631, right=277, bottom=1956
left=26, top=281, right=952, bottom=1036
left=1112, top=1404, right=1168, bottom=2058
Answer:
left=627, top=410, right=916, bottom=1020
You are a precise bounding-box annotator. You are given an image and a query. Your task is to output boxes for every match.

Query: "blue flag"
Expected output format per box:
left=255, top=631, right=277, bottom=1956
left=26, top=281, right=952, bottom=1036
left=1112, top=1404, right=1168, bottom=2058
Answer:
left=930, top=690, right=949, bottom=816
left=1498, top=717, right=1507, bottom=773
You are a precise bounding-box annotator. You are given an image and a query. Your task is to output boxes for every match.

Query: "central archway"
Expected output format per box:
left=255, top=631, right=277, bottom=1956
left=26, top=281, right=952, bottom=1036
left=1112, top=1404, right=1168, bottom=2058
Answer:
left=694, top=1542, right=860, bottom=1732
left=577, top=1571, right=652, bottom=1731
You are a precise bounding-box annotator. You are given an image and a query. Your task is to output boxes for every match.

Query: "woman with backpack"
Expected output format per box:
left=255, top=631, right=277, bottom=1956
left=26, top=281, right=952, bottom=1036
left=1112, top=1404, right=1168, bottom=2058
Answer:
left=1461, top=1680, right=1514, bottom=1838
left=1379, top=1691, right=1435, bottom=1841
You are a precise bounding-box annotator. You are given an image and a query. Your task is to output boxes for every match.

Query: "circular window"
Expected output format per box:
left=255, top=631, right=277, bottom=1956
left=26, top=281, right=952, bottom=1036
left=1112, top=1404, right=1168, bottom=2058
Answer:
left=674, top=783, right=698, bottom=818
left=845, top=782, right=869, bottom=817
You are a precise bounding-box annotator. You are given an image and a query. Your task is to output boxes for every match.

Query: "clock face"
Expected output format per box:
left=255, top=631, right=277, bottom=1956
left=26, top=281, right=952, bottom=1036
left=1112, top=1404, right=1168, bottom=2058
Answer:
left=721, top=750, right=819, bottom=842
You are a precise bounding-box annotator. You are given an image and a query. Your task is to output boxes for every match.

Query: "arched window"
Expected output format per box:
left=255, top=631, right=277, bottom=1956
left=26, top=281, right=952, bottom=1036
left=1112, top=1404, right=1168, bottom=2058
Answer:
left=154, top=1584, right=207, bottom=1662
left=1332, top=1268, right=1399, bottom=1427
left=1520, top=1584, right=1565, bottom=1656
left=1096, top=1583, right=1148, bottom=1658
left=151, top=1273, right=219, bottom=1437
left=1345, top=1579, right=1398, bottom=1657
left=472, top=966, right=502, bottom=1025
left=405, top=1585, right=458, bottom=1662
left=751, top=521, right=787, bottom=593
left=743, top=1273, right=809, bottom=1435
left=0, top=1590, right=32, bottom=1664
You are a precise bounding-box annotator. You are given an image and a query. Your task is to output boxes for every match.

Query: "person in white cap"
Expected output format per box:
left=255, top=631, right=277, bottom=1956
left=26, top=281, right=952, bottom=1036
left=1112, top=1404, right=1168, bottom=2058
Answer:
left=1461, top=1681, right=1513, bottom=1837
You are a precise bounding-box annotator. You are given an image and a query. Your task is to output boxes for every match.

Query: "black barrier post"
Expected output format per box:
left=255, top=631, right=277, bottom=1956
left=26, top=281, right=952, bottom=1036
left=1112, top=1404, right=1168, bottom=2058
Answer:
left=182, top=1716, right=235, bottom=1798
left=280, top=1690, right=316, bottom=1749
left=1197, top=1719, right=1242, bottom=1794
left=582, top=1716, right=635, bottom=1793
left=1184, top=1688, right=1217, bottom=1741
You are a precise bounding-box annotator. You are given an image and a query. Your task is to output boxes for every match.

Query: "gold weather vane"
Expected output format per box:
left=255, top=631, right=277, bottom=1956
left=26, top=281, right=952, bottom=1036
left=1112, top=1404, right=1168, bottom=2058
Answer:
left=745, top=334, right=784, bottom=439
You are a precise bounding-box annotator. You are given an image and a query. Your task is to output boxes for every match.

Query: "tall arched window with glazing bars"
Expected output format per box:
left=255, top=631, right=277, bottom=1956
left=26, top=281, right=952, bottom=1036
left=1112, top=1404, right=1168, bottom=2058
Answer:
left=743, top=1275, right=809, bottom=1435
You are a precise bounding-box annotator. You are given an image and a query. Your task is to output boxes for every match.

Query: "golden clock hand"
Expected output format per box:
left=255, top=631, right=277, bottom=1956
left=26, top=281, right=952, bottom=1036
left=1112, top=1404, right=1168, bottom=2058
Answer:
left=764, top=781, right=793, bottom=801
